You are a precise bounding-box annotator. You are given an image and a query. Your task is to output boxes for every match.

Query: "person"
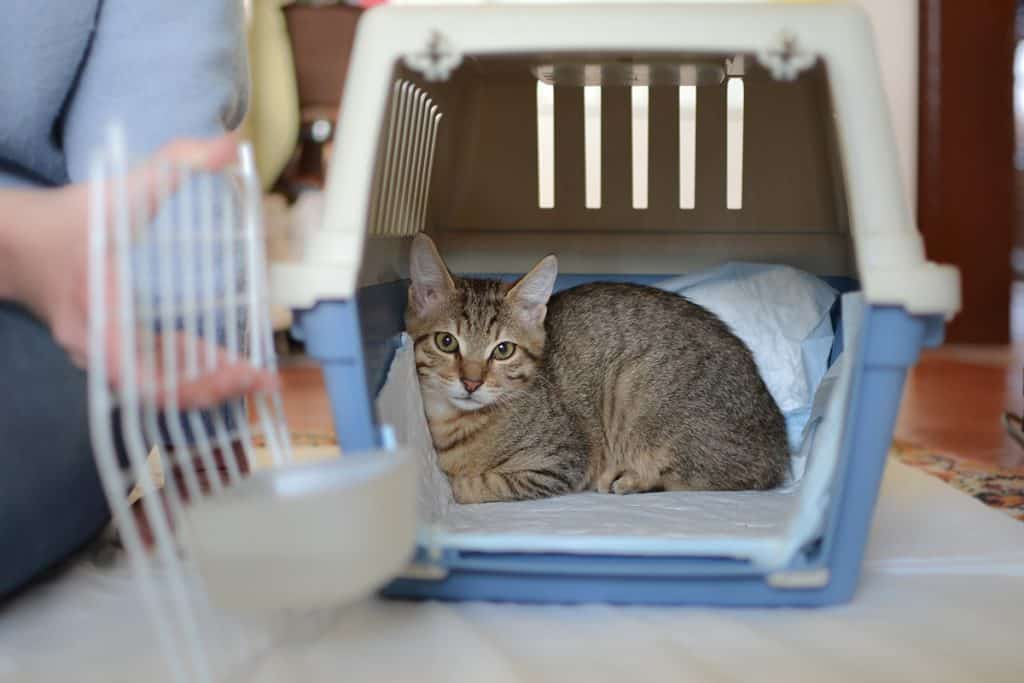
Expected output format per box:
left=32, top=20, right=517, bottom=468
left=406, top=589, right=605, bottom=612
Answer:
left=0, top=1, right=269, bottom=600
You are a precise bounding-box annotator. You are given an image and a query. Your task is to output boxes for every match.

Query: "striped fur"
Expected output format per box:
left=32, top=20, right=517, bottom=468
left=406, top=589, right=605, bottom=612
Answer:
left=406, top=235, right=789, bottom=504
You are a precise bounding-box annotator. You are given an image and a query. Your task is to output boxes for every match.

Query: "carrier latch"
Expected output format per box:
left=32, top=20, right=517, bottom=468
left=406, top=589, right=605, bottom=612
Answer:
left=757, top=32, right=816, bottom=81
left=767, top=568, right=831, bottom=589
left=404, top=30, right=463, bottom=82
left=398, top=562, right=450, bottom=582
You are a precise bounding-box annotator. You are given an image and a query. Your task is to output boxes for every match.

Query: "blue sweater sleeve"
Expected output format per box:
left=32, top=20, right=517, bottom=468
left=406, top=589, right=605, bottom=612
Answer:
left=61, top=0, right=250, bottom=181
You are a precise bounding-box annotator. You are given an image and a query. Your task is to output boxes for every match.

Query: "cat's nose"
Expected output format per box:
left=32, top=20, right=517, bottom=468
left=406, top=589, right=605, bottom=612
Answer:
left=461, top=378, right=483, bottom=394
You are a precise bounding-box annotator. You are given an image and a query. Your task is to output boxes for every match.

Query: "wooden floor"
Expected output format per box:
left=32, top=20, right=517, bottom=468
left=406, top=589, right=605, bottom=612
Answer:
left=897, top=281, right=1024, bottom=471
left=277, top=359, right=333, bottom=436
left=896, top=345, right=1024, bottom=470
left=276, top=344, right=1024, bottom=472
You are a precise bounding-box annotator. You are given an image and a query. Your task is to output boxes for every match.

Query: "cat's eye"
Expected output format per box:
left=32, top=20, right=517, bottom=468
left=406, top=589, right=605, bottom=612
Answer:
left=491, top=341, right=517, bottom=360
left=434, top=332, right=459, bottom=353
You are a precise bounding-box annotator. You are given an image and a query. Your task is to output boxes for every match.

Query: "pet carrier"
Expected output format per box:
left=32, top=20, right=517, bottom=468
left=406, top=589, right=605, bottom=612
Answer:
left=268, top=2, right=960, bottom=606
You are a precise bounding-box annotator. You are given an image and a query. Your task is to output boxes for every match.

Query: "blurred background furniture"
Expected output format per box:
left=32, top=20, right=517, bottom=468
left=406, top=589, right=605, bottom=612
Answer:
left=277, top=1, right=364, bottom=198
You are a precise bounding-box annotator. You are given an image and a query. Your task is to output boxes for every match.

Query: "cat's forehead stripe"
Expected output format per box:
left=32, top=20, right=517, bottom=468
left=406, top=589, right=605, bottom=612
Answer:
left=454, top=278, right=509, bottom=333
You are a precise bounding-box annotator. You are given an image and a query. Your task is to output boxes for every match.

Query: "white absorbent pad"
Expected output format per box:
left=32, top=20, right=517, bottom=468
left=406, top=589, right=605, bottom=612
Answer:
left=654, top=262, right=838, bottom=451
left=375, top=292, right=862, bottom=567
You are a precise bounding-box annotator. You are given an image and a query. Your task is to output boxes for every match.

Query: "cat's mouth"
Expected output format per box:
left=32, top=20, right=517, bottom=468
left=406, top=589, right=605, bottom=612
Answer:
left=450, top=395, right=487, bottom=411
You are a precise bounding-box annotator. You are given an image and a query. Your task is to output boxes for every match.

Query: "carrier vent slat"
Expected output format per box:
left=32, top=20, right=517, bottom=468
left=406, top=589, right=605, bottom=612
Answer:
left=694, top=79, right=728, bottom=221
left=370, top=80, right=442, bottom=236
left=399, top=90, right=426, bottom=234
left=405, top=97, right=430, bottom=233
left=388, top=85, right=418, bottom=235
left=417, top=110, right=442, bottom=233
left=554, top=85, right=586, bottom=212
left=647, top=85, right=681, bottom=214
left=374, top=81, right=410, bottom=236
left=600, top=86, right=630, bottom=213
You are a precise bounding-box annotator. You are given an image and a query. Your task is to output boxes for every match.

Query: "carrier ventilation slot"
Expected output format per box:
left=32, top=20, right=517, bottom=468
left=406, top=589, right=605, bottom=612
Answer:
left=535, top=79, right=745, bottom=211
left=371, top=80, right=443, bottom=236
left=679, top=85, right=697, bottom=210
left=631, top=85, right=649, bottom=210
left=537, top=80, right=556, bottom=209
left=726, top=77, right=744, bottom=210
left=583, top=85, right=601, bottom=209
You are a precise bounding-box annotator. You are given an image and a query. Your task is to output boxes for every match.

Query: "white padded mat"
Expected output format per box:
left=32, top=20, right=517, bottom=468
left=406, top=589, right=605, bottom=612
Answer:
left=379, top=340, right=822, bottom=561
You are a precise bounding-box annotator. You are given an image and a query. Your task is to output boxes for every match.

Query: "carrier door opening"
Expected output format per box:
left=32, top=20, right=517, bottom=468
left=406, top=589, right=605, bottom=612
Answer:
left=537, top=80, right=555, bottom=209
left=679, top=85, right=697, bottom=210
left=584, top=85, right=602, bottom=209
left=726, top=77, right=745, bottom=210
left=631, top=85, right=649, bottom=210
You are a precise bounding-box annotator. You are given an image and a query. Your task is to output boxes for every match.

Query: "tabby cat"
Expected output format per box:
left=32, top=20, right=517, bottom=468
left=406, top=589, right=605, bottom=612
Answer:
left=406, top=234, right=789, bottom=504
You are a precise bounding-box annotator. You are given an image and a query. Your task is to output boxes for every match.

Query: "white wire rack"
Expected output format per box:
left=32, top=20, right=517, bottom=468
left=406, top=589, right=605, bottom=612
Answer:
left=84, top=124, right=417, bottom=682
left=86, top=125, right=301, bottom=682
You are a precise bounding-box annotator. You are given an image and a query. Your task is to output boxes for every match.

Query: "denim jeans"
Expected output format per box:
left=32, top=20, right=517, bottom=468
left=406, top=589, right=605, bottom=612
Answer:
left=0, top=303, right=109, bottom=600
left=0, top=288, right=248, bottom=600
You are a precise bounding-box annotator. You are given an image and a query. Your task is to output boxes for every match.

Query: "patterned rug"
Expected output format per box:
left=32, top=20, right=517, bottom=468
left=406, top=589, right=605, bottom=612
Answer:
left=263, top=433, right=1024, bottom=523
left=891, top=441, right=1024, bottom=522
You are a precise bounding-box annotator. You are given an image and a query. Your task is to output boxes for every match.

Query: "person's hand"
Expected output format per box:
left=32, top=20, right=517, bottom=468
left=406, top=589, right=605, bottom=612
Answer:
left=2, top=135, right=278, bottom=408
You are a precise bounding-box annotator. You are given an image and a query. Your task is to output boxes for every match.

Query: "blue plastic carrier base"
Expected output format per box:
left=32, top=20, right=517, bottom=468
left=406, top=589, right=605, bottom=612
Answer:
left=293, top=273, right=945, bottom=608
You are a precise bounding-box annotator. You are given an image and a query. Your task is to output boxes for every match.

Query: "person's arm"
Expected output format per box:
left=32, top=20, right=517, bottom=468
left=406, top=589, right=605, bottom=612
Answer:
left=0, top=136, right=276, bottom=408
left=0, top=187, right=69, bottom=311
left=61, top=0, right=249, bottom=178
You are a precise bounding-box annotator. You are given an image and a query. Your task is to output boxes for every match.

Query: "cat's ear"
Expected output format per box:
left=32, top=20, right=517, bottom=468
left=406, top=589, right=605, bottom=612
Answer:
left=506, top=255, right=558, bottom=325
left=408, top=234, right=455, bottom=315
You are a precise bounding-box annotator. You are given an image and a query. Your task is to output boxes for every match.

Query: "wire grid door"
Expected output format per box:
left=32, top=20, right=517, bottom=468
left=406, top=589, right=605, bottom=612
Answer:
left=85, top=125, right=330, bottom=682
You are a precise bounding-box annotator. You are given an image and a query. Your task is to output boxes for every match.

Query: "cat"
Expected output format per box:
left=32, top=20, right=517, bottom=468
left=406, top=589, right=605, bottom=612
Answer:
left=405, top=234, right=789, bottom=504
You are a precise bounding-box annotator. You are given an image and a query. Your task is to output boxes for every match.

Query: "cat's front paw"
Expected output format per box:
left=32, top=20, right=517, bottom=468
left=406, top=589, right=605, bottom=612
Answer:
left=596, top=469, right=652, bottom=495
left=450, top=477, right=476, bottom=504
left=450, top=476, right=501, bottom=504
